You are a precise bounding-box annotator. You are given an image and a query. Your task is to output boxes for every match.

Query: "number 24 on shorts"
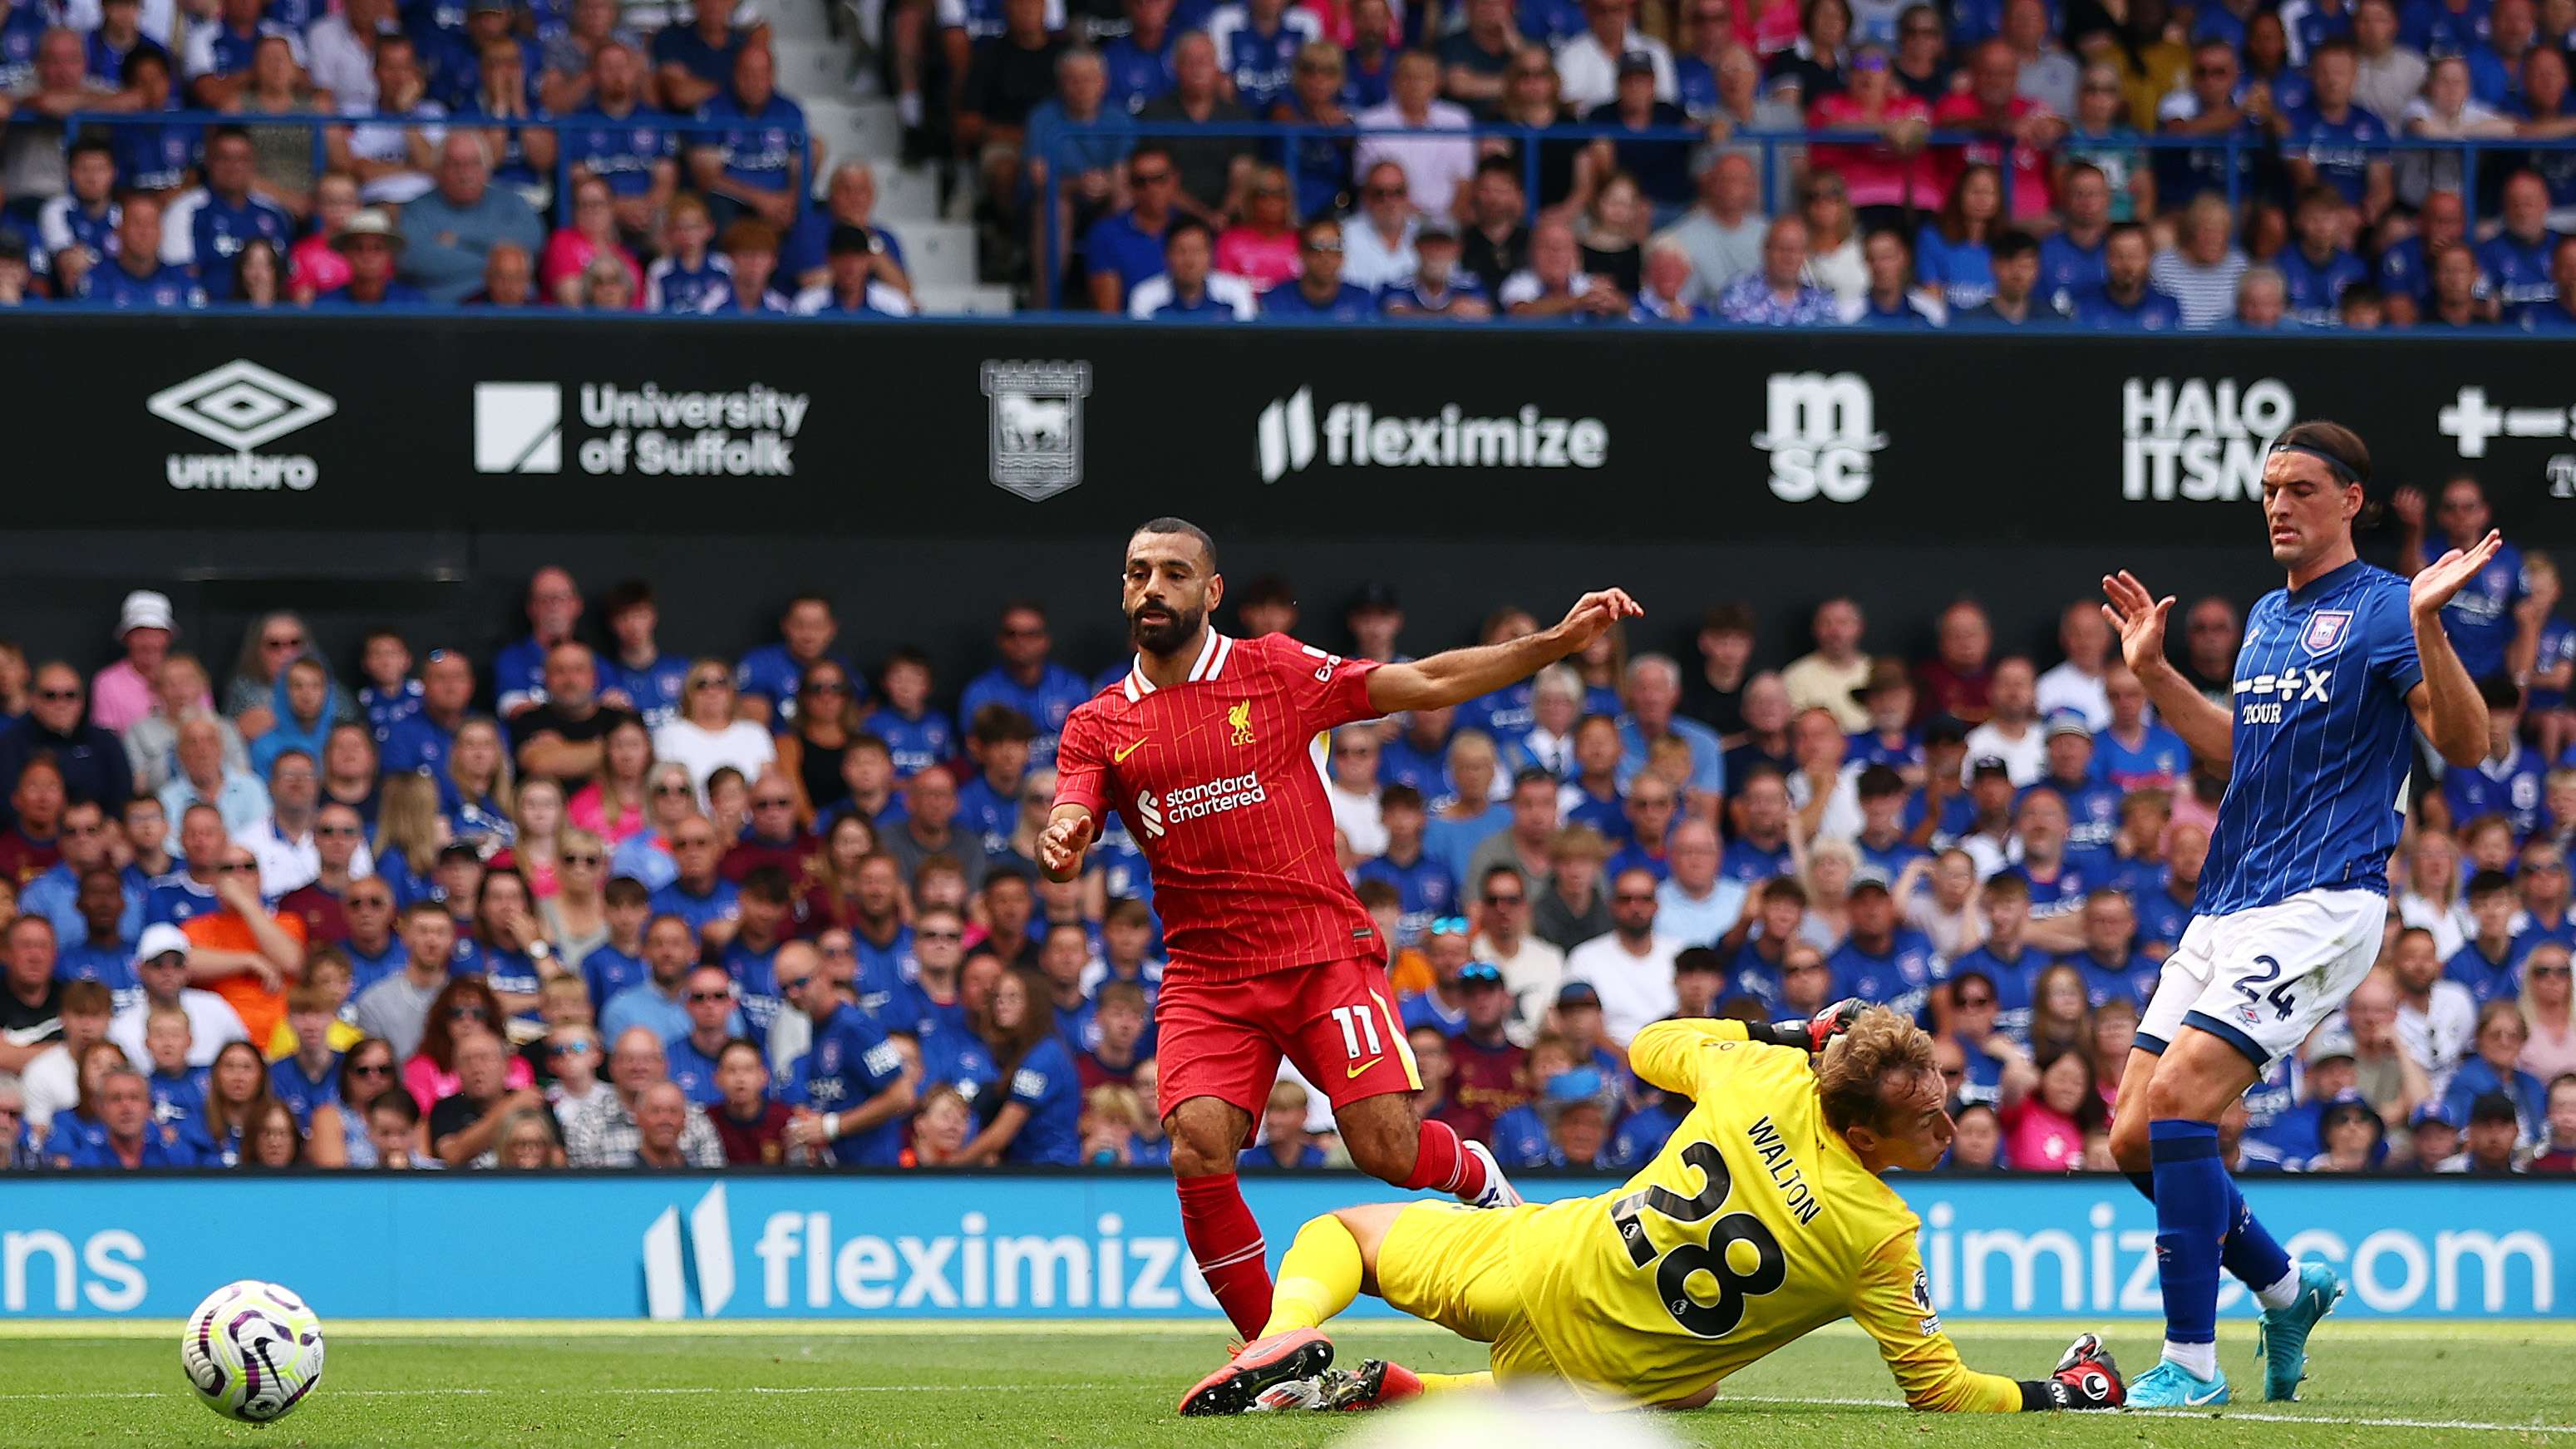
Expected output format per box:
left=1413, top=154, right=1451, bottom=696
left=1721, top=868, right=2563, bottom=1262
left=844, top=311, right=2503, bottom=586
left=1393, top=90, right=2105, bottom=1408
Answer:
left=2236, top=954, right=2298, bottom=1022
left=1608, top=1142, right=1788, bottom=1337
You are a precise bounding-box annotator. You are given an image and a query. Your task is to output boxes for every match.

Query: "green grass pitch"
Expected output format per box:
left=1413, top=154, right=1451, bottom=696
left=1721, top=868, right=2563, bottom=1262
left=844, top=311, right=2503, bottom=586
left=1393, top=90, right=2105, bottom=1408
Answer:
left=5, top=1318, right=2570, bottom=1447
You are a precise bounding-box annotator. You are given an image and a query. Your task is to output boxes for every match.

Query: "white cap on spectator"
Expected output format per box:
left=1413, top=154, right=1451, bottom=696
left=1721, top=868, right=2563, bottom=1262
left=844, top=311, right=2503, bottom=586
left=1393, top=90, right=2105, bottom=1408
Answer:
left=116, top=589, right=175, bottom=639
left=137, top=923, right=192, bottom=963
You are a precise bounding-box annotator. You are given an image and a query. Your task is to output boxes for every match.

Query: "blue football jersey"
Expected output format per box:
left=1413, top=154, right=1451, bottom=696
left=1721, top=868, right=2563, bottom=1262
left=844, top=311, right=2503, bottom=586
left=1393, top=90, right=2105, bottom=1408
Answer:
left=2197, top=559, right=2423, bottom=917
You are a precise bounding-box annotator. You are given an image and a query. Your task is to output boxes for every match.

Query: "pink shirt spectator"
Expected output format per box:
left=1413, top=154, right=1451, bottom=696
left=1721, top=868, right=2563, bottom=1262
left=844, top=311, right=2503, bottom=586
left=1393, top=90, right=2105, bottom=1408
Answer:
left=539, top=229, right=644, bottom=307
left=1931, top=91, right=2056, bottom=221
left=88, top=659, right=156, bottom=734
left=568, top=783, right=648, bottom=845
left=404, top=1051, right=534, bottom=1112
left=2000, top=1096, right=2084, bottom=1171
left=2522, top=1017, right=2576, bottom=1085
left=289, top=234, right=351, bottom=298
left=1216, top=226, right=1302, bottom=291
left=1741, top=0, right=1804, bottom=57
left=1806, top=91, right=1939, bottom=208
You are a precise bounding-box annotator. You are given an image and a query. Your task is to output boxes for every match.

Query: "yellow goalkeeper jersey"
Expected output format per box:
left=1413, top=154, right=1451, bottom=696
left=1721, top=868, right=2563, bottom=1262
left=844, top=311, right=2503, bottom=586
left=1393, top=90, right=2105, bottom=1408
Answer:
left=1504, top=1018, right=2022, bottom=1412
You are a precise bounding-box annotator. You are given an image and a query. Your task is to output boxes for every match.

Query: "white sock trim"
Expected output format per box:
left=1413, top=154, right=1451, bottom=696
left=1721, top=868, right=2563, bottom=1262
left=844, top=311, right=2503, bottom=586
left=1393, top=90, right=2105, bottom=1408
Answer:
left=2254, top=1265, right=2302, bottom=1311
left=2162, top=1339, right=2220, bottom=1380
left=1198, top=1238, right=1268, bottom=1273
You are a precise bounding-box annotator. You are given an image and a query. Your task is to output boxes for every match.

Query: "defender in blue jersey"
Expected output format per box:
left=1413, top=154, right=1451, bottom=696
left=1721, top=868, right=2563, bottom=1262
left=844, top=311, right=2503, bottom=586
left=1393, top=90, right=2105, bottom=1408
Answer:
left=2101, top=421, right=2497, bottom=1409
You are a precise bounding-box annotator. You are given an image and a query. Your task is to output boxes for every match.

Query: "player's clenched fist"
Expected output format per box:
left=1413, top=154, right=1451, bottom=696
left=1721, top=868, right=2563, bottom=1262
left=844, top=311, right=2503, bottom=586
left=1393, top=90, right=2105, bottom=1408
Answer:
left=1037, top=813, right=1095, bottom=881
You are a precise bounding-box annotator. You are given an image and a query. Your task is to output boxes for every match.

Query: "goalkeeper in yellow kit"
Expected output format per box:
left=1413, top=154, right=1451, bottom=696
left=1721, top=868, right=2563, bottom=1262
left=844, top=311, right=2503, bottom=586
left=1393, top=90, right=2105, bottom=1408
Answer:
left=1178, top=1006, right=2127, bottom=1417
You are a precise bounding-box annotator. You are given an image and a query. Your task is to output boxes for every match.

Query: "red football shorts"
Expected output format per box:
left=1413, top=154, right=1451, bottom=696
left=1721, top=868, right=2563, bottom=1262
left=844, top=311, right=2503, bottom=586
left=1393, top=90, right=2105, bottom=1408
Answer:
left=1152, top=958, right=1422, bottom=1134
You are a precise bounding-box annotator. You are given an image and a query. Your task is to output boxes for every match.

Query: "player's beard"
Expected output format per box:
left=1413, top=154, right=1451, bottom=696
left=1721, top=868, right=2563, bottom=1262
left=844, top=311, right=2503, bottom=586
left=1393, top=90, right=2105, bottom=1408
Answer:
left=1128, top=600, right=1204, bottom=656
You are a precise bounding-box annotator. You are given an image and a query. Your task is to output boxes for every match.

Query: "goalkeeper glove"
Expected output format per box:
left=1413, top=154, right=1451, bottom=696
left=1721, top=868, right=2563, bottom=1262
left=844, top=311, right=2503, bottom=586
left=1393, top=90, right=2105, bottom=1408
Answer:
left=2021, top=1333, right=2124, bottom=1411
left=1749, top=998, right=1864, bottom=1054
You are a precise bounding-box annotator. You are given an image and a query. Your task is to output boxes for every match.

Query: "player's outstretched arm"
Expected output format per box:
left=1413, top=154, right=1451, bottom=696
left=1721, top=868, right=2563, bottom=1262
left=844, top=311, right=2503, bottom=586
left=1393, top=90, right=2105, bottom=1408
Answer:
left=2101, top=569, right=2234, bottom=766
left=1854, top=1238, right=2125, bottom=1412
left=1366, top=589, right=1644, bottom=714
left=2408, top=530, right=2503, bottom=768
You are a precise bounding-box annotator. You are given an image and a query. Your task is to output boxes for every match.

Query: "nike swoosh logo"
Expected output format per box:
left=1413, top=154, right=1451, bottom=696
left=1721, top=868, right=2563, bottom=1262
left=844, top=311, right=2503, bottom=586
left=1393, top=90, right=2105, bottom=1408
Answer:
left=2184, top=1386, right=2225, bottom=1407
left=1114, top=739, right=1147, bottom=763
left=1346, top=1057, right=1382, bottom=1078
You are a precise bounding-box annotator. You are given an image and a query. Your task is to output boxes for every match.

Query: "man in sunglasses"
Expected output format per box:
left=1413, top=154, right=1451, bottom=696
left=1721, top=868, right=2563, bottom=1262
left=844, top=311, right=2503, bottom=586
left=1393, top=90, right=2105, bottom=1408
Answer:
left=244, top=751, right=376, bottom=899
left=14, top=800, right=141, bottom=948
left=277, top=802, right=368, bottom=949
left=1258, top=217, right=1379, bottom=320
left=0, top=662, right=131, bottom=834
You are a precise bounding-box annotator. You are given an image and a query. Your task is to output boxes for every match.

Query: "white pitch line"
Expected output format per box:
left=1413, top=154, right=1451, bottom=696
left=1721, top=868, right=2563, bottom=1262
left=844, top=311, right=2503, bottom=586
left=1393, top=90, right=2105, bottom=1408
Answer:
left=1716, top=1393, right=2576, bottom=1435
left=0, top=1384, right=1121, bottom=1403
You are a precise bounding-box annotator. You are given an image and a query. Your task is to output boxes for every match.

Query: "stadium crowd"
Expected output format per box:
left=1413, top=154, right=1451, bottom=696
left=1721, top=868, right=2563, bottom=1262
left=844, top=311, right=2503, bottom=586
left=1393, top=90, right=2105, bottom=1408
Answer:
left=4, top=485, right=2576, bottom=1177
left=7, top=0, right=2576, bottom=319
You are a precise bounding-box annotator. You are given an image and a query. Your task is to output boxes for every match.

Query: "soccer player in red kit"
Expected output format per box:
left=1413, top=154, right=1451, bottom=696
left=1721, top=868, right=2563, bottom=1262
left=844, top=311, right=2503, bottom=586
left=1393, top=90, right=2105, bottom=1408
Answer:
left=1039, top=517, right=1643, bottom=1339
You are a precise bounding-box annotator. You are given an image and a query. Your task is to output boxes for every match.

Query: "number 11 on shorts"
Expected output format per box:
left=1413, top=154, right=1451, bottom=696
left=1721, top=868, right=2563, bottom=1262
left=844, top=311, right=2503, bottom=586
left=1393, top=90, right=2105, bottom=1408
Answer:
left=1331, top=1004, right=1384, bottom=1060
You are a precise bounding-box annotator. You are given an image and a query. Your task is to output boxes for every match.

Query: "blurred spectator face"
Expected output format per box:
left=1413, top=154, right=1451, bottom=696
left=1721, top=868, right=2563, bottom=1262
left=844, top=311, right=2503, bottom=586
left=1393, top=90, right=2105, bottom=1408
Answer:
left=1353, top=0, right=1393, bottom=44
left=1741, top=773, right=1790, bottom=837
left=1611, top=868, right=1660, bottom=937
left=421, top=649, right=473, bottom=716
left=2355, top=0, right=2396, bottom=47
left=438, top=133, right=490, bottom=207
left=997, top=606, right=1051, bottom=672
left=1361, top=161, right=1409, bottom=227
left=2421, top=190, right=2466, bottom=249
left=116, top=201, right=162, bottom=276
left=2191, top=42, right=2237, bottom=106
left=1530, top=219, right=1579, bottom=287
left=1863, top=230, right=1908, bottom=293
left=2105, top=228, right=2150, bottom=290
left=2523, top=844, right=2569, bottom=909
left=1004, top=0, right=1047, bottom=37
left=1741, top=674, right=1790, bottom=734
left=1262, top=1088, right=1308, bottom=1146
left=1327, top=727, right=1379, bottom=791
left=594, top=43, right=639, bottom=106
left=455, top=1030, right=509, bottom=1099
left=368, top=1102, right=417, bottom=1162
left=315, top=803, right=364, bottom=871
left=914, top=909, right=966, bottom=975
left=637, top=1082, right=687, bottom=1153
left=610, top=1028, right=670, bottom=1097
left=1990, top=658, right=2034, bottom=719
left=1793, top=709, right=1844, bottom=770
left=1474, top=161, right=1526, bottom=224
left=2312, top=44, right=2355, bottom=106
left=1626, top=778, right=1676, bottom=844
left=1761, top=217, right=1810, bottom=287
left=1462, top=973, right=1512, bottom=1029
left=1175, top=32, right=1219, bottom=98
left=1949, top=1106, right=2000, bottom=1166
left=1551, top=1101, right=1608, bottom=1162
left=709, top=1042, right=766, bottom=1114
left=1968, top=37, right=2015, bottom=103
left=1849, top=882, right=1896, bottom=941
left=2082, top=894, right=2133, bottom=956
left=1295, top=43, right=1346, bottom=107
left=584, top=255, right=635, bottom=308
left=2461, top=1112, right=2517, bottom=1167
left=1667, top=821, right=1718, bottom=891
left=733, top=42, right=776, bottom=108
left=2017, top=790, right=2068, bottom=859
left=2503, top=172, right=2549, bottom=240
left=2434, top=244, right=2480, bottom=310
left=1160, top=223, right=1211, bottom=290
left=2239, top=271, right=2285, bottom=327
left=2477, top=1010, right=2528, bottom=1071
left=68, top=144, right=115, bottom=205
left=347, top=229, right=398, bottom=286
left=207, top=131, right=257, bottom=200
left=101, top=1073, right=150, bottom=1140
left=2293, top=193, right=2339, bottom=254
left=2548, top=1079, right=2576, bottom=1146
left=2062, top=165, right=2110, bottom=230
left=1781, top=948, right=1830, bottom=1011
left=1426, top=924, right=1471, bottom=983
left=2529, top=47, right=2569, bottom=112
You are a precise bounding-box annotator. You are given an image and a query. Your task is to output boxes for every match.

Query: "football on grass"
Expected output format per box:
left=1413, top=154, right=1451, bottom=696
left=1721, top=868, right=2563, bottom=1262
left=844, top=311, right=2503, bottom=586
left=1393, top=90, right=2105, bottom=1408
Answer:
left=180, top=1280, right=327, bottom=1423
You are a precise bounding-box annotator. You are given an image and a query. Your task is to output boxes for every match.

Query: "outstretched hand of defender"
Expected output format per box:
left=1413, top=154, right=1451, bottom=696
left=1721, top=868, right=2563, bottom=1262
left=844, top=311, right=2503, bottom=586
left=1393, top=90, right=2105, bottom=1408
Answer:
left=2410, top=530, right=2505, bottom=618
left=1037, top=811, right=1096, bottom=880
left=1554, top=589, right=1645, bottom=653
left=2099, top=570, right=2175, bottom=675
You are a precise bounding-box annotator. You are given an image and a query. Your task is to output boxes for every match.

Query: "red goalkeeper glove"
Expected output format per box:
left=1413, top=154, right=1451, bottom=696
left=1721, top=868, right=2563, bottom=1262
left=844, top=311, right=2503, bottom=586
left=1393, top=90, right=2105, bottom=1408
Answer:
left=2023, top=1333, right=2124, bottom=1411
left=1752, top=998, right=1864, bottom=1053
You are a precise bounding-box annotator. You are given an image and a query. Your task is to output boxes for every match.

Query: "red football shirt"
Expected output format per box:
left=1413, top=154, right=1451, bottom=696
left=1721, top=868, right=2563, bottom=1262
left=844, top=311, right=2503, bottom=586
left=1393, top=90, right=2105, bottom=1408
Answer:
left=1055, top=631, right=1384, bottom=983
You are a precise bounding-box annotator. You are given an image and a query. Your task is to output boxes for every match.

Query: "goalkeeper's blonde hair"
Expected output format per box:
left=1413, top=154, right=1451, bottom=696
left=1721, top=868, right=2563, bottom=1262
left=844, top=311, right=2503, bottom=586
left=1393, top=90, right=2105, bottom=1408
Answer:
left=1815, top=1007, right=1938, bottom=1134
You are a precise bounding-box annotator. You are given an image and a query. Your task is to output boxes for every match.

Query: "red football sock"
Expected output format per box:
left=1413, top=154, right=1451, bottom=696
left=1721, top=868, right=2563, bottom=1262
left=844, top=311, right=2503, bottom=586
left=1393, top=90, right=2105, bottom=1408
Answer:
left=1399, top=1118, right=1486, bottom=1198
left=1365, top=1360, right=1426, bottom=1408
left=1176, top=1173, right=1273, bottom=1338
